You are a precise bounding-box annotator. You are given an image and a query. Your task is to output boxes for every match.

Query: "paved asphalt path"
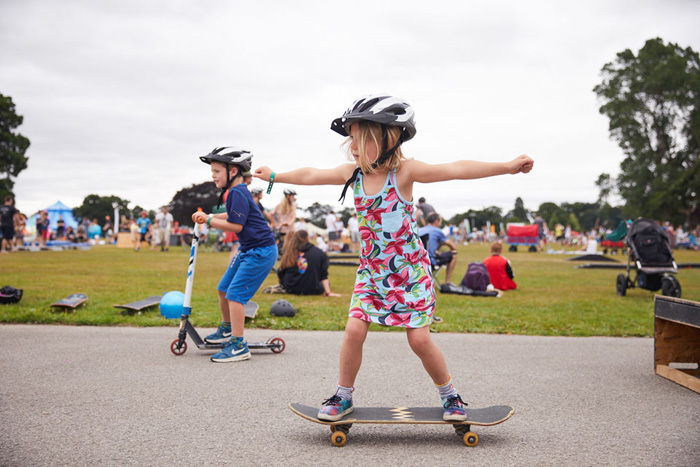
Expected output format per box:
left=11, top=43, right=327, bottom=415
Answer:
left=1, top=324, right=699, bottom=466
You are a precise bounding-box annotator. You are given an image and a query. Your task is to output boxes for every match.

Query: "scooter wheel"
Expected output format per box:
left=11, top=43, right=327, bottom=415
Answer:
left=270, top=337, right=286, bottom=354
left=171, top=339, right=187, bottom=355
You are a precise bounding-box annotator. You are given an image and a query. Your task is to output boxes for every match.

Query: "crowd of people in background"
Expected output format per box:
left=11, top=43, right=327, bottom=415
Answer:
left=2, top=190, right=700, bottom=255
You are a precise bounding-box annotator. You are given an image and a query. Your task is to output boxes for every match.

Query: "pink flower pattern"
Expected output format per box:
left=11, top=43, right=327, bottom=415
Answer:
left=348, top=170, right=435, bottom=328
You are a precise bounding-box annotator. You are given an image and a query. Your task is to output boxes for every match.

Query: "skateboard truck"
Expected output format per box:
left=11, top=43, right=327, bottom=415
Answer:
left=169, top=223, right=285, bottom=356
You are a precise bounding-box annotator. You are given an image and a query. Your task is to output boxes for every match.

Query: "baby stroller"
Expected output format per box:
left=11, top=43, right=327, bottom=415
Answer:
left=616, top=218, right=681, bottom=298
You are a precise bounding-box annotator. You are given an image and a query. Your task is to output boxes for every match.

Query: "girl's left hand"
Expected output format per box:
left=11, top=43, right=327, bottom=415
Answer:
left=326, top=292, right=342, bottom=297
left=509, top=154, right=534, bottom=174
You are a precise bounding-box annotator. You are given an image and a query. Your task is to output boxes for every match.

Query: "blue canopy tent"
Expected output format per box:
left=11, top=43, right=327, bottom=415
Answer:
left=46, top=201, right=79, bottom=230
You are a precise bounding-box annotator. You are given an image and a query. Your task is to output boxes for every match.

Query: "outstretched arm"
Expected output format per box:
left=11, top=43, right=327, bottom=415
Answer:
left=254, top=164, right=357, bottom=186
left=407, top=154, right=533, bottom=183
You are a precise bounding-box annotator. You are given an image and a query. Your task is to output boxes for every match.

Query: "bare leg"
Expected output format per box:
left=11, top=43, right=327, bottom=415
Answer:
left=406, top=326, right=450, bottom=384
left=217, top=290, right=229, bottom=322
left=228, top=300, right=246, bottom=337
left=444, top=256, right=458, bottom=284
left=338, top=318, right=370, bottom=388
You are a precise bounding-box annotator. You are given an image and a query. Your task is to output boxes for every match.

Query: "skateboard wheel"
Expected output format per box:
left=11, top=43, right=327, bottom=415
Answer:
left=270, top=337, right=285, bottom=354
left=463, top=431, right=478, bottom=447
left=170, top=339, right=187, bottom=355
left=331, top=431, right=347, bottom=447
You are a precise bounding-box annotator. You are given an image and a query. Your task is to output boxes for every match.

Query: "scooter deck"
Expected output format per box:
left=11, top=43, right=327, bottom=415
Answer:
left=170, top=316, right=285, bottom=355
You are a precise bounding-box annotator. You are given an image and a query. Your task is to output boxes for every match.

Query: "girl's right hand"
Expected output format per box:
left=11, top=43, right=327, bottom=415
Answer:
left=253, top=166, right=273, bottom=181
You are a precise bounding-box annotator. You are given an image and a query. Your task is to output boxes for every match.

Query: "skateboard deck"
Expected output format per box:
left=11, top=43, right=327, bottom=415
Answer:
left=51, top=293, right=88, bottom=309
left=113, top=295, right=161, bottom=312
left=289, top=403, right=514, bottom=447
left=244, top=301, right=258, bottom=319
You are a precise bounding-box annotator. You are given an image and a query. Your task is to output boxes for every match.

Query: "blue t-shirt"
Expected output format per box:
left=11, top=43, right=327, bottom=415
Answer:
left=225, top=184, right=276, bottom=252
left=418, top=224, right=446, bottom=265
left=136, top=217, right=151, bottom=234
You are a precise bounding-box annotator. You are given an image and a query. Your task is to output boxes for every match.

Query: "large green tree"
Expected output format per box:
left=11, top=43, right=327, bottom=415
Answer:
left=169, top=181, right=219, bottom=226
left=594, top=38, right=700, bottom=225
left=0, top=93, right=30, bottom=200
left=73, top=194, right=131, bottom=224
left=448, top=206, right=504, bottom=231
left=504, top=197, right=529, bottom=223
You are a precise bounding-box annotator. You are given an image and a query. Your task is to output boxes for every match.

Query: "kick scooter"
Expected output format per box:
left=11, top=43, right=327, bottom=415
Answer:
left=170, top=222, right=285, bottom=356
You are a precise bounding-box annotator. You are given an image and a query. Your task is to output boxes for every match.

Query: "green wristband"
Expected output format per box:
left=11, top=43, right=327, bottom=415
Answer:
left=207, top=215, right=213, bottom=227
left=266, top=172, right=276, bottom=194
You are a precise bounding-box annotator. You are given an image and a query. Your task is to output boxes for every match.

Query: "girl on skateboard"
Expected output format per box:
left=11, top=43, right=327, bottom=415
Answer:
left=193, top=147, right=278, bottom=363
left=254, top=95, right=533, bottom=420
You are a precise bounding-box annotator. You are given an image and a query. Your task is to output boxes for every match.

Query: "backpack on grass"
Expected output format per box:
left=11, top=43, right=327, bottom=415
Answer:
left=461, top=262, right=490, bottom=291
left=0, top=286, right=23, bottom=304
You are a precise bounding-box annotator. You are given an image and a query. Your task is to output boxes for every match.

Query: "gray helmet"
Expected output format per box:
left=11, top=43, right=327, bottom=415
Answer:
left=250, top=187, right=263, bottom=195
left=199, top=146, right=254, bottom=173
left=330, top=95, right=416, bottom=142
left=283, top=188, right=297, bottom=196
left=270, top=299, right=296, bottom=317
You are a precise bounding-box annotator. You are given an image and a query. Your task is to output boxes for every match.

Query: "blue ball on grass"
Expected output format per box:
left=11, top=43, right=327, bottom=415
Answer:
left=159, top=291, right=185, bottom=319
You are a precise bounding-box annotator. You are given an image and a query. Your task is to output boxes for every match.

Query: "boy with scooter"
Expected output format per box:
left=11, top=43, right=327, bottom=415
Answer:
left=192, top=147, right=278, bottom=363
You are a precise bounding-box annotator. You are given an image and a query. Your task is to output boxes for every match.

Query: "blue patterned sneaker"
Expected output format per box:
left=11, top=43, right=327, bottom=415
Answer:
left=204, top=324, right=231, bottom=344
left=210, top=337, right=250, bottom=363
left=442, top=394, right=467, bottom=421
left=317, top=395, right=353, bottom=421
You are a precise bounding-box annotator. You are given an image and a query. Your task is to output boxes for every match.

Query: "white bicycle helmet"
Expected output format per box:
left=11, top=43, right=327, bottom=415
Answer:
left=330, top=95, right=416, bottom=142
left=200, top=146, right=254, bottom=173
left=200, top=146, right=254, bottom=206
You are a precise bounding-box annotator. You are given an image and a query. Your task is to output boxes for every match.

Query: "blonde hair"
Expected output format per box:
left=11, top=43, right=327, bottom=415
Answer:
left=342, top=121, right=406, bottom=174
left=277, top=195, right=296, bottom=216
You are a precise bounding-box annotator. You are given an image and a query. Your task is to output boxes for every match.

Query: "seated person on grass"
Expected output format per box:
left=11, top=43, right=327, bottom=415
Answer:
left=276, top=230, right=341, bottom=297
left=418, top=212, right=458, bottom=286
left=483, top=241, right=517, bottom=291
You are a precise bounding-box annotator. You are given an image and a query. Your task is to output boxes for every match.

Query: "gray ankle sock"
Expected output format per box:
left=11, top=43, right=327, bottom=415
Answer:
left=436, top=377, right=458, bottom=400
left=336, top=385, right=354, bottom=401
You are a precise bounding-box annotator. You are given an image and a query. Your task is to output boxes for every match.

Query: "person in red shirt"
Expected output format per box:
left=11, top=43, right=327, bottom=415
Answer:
left=483, top=242, right=517, bottom=290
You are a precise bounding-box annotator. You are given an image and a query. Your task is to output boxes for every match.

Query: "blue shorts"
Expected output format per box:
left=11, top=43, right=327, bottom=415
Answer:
left=218, top=244, right=278, bottom=304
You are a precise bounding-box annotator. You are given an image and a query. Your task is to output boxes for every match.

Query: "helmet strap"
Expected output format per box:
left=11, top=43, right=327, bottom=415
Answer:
left=216, top=164, right=242, bottom=208
left=338, top=125, right=404, bottom=204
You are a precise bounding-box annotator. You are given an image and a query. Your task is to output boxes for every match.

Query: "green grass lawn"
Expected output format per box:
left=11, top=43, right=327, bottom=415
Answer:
left=1, top=243, right=698, bottom=337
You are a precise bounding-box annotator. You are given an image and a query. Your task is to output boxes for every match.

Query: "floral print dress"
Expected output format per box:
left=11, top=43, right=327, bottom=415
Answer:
left=348, top=169, right=436, bottom=328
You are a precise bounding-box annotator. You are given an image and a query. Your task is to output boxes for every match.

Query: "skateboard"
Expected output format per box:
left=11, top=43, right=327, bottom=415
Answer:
left=289, top=403, right=514, bottom=447
left=244, top=301, right=259, bottom=319
left=113, top=295, right=161, bottom=313
left=51, top=293, right=88, bottom=309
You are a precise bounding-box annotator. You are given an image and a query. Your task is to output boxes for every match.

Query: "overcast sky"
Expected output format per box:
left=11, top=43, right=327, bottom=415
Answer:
left=2, top=0, right=699, bottom=220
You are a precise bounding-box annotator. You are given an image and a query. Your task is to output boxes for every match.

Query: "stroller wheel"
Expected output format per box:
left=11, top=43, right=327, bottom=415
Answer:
left=616, top=274, right=627, bottom=296
left=661, top=275, right=681, bottom=298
